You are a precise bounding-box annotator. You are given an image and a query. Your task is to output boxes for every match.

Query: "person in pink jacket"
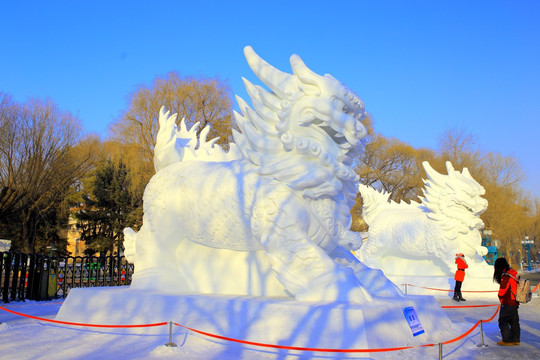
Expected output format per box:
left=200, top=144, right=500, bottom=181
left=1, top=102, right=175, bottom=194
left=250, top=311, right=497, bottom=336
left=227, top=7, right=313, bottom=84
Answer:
left=453, top=253, right=468, bottom=301
left=493, top=257, right=520, bottom=346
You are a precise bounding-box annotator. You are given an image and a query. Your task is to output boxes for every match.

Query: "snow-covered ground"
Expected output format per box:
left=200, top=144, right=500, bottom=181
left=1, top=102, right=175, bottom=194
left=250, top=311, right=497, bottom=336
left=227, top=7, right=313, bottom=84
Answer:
left=1, top=288, right=539, bottom=360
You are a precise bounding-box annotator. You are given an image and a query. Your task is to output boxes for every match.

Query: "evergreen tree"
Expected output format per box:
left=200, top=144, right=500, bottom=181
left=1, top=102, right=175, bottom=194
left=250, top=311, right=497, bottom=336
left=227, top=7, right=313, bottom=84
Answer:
left=75, top=160, right=140, bottom=255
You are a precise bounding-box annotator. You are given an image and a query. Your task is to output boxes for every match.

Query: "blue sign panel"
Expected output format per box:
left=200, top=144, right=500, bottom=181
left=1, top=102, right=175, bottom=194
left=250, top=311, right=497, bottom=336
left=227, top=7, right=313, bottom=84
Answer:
left=403, top=306, right=425, bottom=337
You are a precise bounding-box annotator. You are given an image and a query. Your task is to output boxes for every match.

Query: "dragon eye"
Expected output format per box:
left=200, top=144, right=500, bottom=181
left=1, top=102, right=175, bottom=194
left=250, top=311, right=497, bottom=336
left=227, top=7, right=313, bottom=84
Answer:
left=332, top=97, right=346, bottom=109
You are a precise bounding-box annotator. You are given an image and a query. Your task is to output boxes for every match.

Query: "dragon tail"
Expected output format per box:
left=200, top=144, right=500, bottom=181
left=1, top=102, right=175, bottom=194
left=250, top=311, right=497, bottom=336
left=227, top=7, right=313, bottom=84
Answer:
left=357, top=184, right=392, bottom=225
left=153, top=106, right=242, bottom=172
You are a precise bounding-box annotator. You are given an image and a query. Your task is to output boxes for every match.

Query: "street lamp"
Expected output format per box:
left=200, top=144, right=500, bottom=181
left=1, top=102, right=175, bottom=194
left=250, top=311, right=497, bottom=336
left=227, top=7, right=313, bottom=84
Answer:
left=481, top=229, right=496, bottom=264
left=46, top=242, right=57, bottom=258
left=521, top=236, right=535, bottom=271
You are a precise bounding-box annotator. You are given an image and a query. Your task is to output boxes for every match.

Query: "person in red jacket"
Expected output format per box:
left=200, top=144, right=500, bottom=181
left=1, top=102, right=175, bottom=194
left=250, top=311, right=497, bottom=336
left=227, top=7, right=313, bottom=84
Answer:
left=453, top=253, right=468, bottom=301
left=493, top=257, right=520, bottom=346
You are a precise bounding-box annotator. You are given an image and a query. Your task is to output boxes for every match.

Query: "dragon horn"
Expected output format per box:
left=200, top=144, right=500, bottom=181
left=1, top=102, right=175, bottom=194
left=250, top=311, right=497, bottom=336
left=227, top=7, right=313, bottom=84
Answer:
left=422, top=161, right=447, bottom=188
left=461, top=167, right=475, bottom=181
left=290, top=54, right=322, bottom=93
left=461, top=167, right=486, bottom=193
left=446, top=161, right=457, bottom=180
left=244, top=46, right=295, bottom=99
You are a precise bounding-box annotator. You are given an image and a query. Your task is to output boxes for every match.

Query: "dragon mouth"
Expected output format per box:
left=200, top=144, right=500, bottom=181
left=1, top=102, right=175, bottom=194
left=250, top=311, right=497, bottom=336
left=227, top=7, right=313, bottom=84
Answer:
left=466, top=202, right=487, bottom=216
left=319, top=124, right=354, bottom=149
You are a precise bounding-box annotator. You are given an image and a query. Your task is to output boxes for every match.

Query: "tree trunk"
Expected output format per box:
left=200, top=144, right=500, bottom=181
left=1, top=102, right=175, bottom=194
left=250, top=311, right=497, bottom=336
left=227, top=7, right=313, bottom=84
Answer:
left=21, top=208, right=38, bottom=254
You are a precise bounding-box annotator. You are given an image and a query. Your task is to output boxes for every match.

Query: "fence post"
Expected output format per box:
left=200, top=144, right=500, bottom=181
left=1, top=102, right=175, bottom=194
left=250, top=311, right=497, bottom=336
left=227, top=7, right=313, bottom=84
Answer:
left=44, top=256, right=51, bottom=300
left=18, top=254, right=28, bottom=301
left=0, top=252, right=4, bottom=299
left=2, top=252, right=12, bottom=303
left=404, top=283, right=408, bottom=295
left=165, top=321, right=177, bottom=347
left=108, top=255, right=114, bottom=286
left=0, top=252, right=4, bottom=302
left=25, top=254, right=35, bottom=300
left=476, top=320, right=488, bottom=347
left=438, top=343, right=443, bottom=360
left=10, top=253, right=20, bottom=301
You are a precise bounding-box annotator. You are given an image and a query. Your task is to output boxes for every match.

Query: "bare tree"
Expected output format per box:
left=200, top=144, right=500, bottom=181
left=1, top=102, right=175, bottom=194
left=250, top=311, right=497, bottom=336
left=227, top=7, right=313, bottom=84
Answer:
left=0, top=93, right=27, bottom=216
left=357, top=134, right=436, bottom=202
left=352, top=133, right=436, bottom=231
left=437, top=126, right=483, bottom=174
left=109, top=73, right=236, bottom=195
left=0, top=94, right=93, bottom=253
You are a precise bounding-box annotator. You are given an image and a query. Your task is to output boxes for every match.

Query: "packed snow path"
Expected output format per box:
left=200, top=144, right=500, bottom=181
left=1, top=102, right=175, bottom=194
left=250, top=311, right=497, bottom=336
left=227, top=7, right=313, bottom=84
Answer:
left=1, top=296, right=539, bottom=359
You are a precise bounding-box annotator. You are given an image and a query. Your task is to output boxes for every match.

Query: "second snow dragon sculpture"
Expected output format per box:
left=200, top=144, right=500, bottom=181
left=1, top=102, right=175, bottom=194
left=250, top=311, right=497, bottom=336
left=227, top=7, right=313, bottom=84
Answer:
left=356, top=161, right=491, bottom=278
left=124, top=47, right=401, bottom=303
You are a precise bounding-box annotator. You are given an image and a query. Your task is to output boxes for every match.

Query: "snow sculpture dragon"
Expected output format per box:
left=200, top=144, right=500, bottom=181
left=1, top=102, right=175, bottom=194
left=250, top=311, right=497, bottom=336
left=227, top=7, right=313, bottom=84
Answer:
left=124, top=46, right=401, bottom=302
left=356, top=161, right=491, bottom=277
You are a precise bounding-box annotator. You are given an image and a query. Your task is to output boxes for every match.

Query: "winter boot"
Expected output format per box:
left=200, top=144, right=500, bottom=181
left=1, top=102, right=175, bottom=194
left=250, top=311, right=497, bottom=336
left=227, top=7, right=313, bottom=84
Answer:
left=452, top=293, right=460, bottom=302
left=458, top=292, right=466, bottom=301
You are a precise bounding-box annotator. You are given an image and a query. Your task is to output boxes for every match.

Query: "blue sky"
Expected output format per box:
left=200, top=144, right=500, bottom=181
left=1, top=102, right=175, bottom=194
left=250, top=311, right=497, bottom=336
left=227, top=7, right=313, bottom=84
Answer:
left=1, top=1, right=539, bottom=198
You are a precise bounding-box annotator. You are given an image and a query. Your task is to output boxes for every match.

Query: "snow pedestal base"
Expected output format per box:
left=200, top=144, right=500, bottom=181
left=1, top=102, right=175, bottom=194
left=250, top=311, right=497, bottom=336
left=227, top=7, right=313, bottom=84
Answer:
left=387, top=275, right=500, bottom=299
left=57, top=287, right=453, bottom=351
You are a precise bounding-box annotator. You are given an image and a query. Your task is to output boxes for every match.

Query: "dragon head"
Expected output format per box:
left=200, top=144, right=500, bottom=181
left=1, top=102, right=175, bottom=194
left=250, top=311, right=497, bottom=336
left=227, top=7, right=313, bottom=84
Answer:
left=233, top=47, right=368, bottom=202
left=422, top=161, right=488, bottom=234
left=241, top=46, right=368, bottom=152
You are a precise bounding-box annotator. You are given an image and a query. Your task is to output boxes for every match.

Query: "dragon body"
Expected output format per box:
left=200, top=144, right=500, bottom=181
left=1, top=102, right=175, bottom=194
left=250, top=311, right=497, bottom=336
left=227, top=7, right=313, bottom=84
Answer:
left=356, top=161, right=491, bottom=277
left=124, top=47, right=401, bottom=302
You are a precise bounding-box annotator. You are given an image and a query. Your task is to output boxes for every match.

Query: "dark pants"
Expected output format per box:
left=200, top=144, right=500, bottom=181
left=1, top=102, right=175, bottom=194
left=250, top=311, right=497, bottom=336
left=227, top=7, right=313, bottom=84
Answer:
left=454, top=281, right=462, bottom=297
left=499, top=304, right=520, bottom=342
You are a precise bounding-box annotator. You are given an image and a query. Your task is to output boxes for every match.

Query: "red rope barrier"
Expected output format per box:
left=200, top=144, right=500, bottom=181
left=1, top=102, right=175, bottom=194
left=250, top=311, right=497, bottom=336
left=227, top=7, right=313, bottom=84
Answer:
left=406, top=284, right=498, bottom=293
left=441, top=304, right=499, bottom=309
left=173, top=305, right=501, bottom=353
left=174, top=322, right=428, bottom=353
left=441, top=305, right=500, bottom=345
left=0, top=306, right=167, bottom=328
left=485, top=305, right=501, bottom=322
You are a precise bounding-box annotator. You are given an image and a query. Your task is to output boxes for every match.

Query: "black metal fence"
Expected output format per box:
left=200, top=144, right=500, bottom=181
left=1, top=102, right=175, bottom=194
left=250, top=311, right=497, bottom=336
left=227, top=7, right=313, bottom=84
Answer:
left=1, top=252, right=134, bottom=303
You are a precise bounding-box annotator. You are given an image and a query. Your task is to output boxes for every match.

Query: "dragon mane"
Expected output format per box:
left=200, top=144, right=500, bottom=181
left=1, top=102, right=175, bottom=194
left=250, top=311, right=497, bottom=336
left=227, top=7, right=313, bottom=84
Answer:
left=420, top=161, right=487, bottom=237
left=233, top=47, right=368, bottom=205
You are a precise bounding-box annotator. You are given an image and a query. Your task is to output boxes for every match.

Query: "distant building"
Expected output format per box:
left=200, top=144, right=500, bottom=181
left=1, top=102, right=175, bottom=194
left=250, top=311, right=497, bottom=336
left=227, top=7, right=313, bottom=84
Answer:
left=0, top=239, right=11, bottom=252
left=67, top=207, right=86, bottom=257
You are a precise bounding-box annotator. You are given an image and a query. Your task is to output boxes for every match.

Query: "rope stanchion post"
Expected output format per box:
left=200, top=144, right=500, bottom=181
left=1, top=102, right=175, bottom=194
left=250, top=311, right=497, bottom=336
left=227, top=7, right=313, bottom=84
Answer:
left=438, top=343, right=443, bottom=360
left=165, top=321, right=177, bottom=347
left=404, top=283, right=408, bottom=294
left=476, top=320, right=488, bottom=348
